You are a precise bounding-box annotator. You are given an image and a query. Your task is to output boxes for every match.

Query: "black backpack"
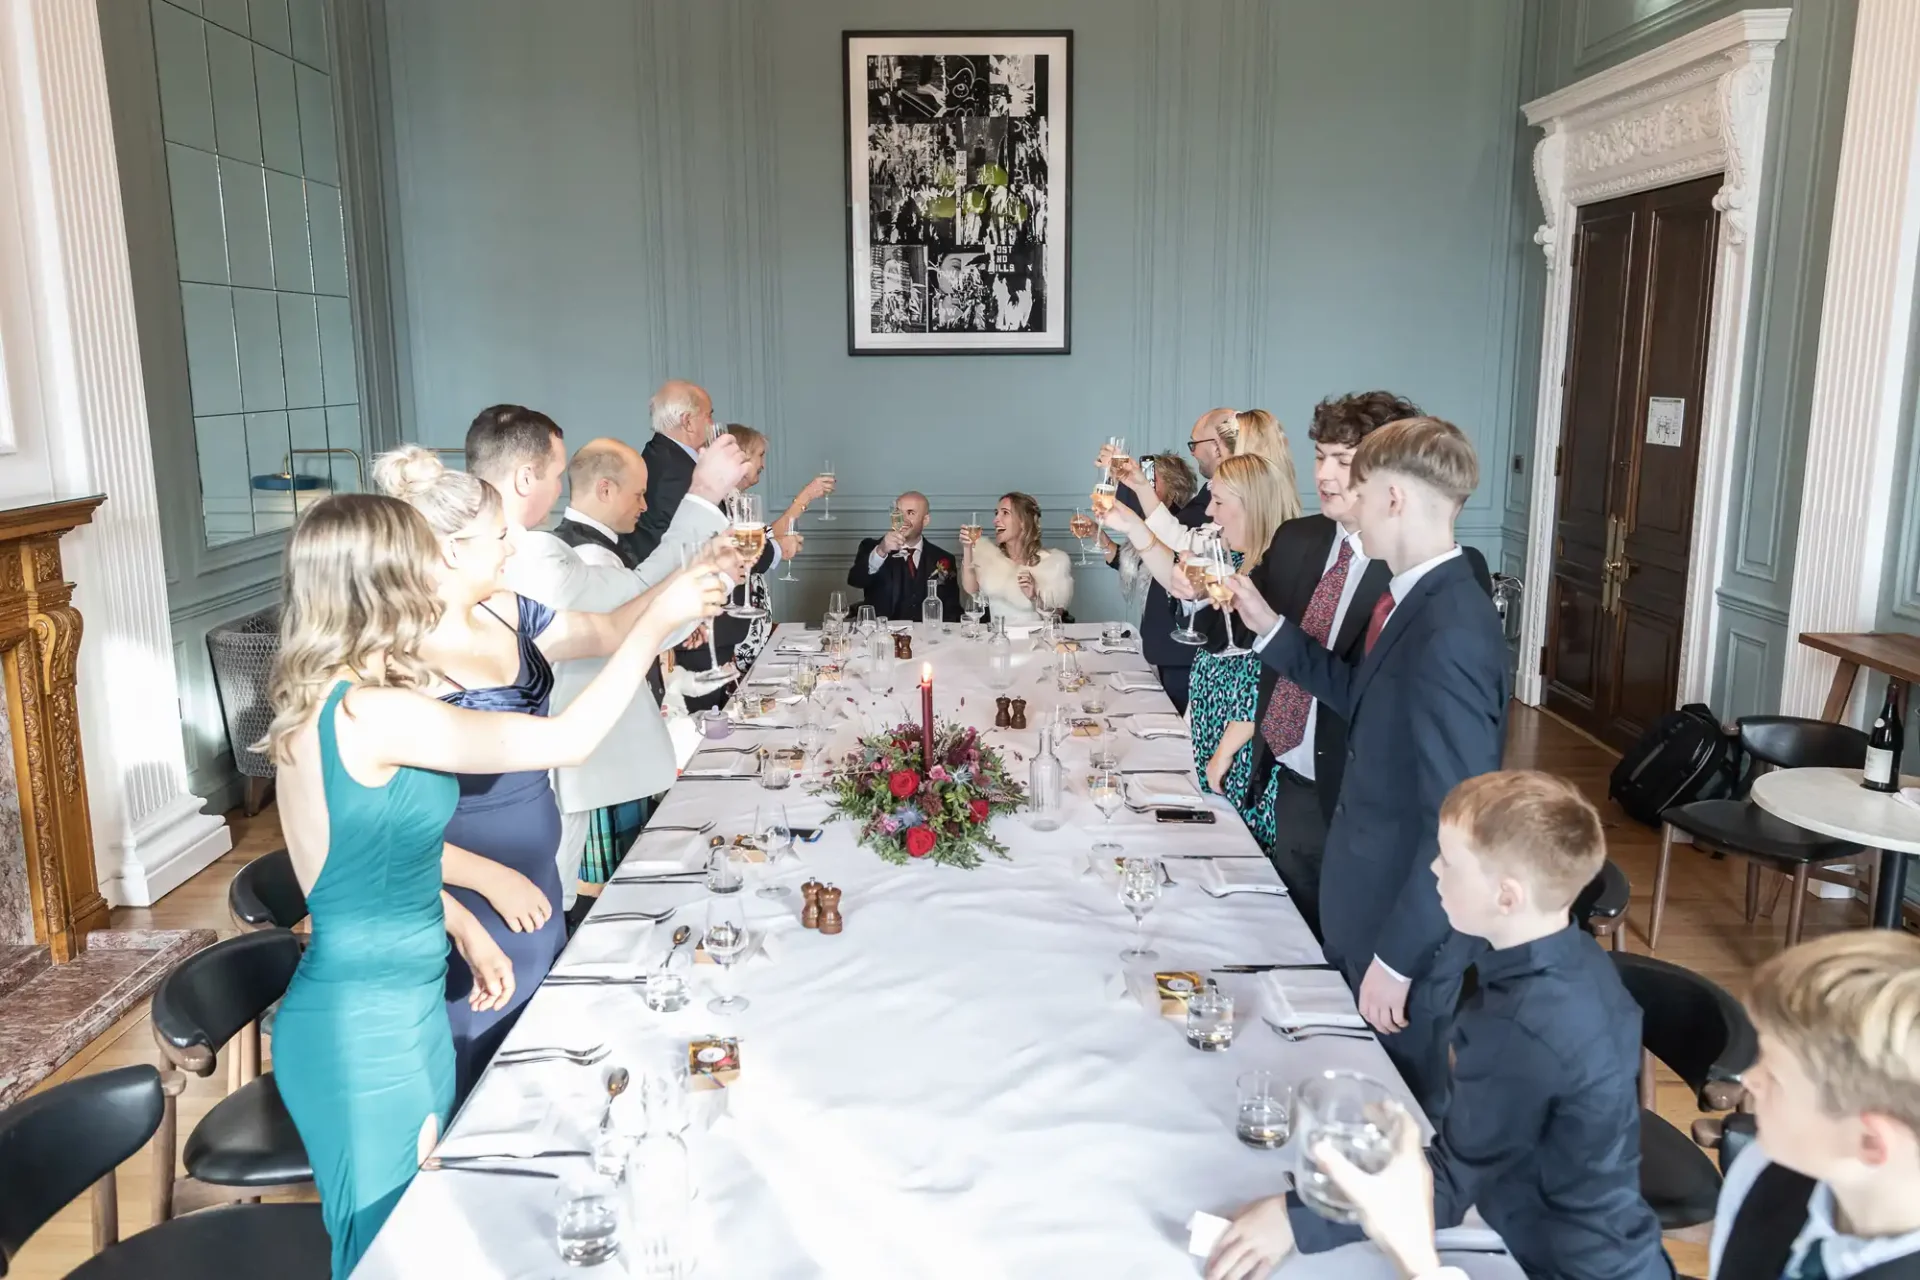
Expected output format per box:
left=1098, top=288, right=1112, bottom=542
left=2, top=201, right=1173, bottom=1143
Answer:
left=1608, top=703, right=1740, bottom=827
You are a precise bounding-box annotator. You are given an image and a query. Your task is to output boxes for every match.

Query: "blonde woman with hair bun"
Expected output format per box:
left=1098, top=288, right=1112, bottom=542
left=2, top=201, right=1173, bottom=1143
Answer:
left=370, top=443, right=750, bottom=1101
left=259, top=490, right=729, bottom=1278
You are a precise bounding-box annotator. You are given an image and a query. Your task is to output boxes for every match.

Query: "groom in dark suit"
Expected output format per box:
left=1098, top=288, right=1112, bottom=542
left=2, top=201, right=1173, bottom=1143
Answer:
left=848, top=491, right=961, bottom=621
left=1228, top=417, right=1508, bottom=1122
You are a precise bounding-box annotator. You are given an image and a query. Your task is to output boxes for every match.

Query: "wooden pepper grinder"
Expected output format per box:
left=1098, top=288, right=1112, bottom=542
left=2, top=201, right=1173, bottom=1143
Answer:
left=994, top=696, right=1012, bottom=729
left=817, top=885, right=844, bottom=935
left=1009, top=698, right=1028, bottom=730
left=801, top=880, right=824, bottom=929
left=894, top=632, right=913, bottom=660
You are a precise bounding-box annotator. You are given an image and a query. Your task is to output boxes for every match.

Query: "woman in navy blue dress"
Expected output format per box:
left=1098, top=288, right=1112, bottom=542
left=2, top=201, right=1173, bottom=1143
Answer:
left=376, top=445, right=739, bottom=1096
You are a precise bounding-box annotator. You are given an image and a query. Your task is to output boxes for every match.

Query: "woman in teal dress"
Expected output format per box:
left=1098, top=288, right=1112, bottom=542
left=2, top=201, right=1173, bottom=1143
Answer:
left=1100, top=448, right=1300, bottom=845
left=260, top=494, right=730, bottom=1277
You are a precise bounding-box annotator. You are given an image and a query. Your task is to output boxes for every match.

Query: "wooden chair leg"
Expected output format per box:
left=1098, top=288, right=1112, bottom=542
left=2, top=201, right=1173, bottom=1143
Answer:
left=1761, top=870, right=1788, bottom=921
left=1786, top=863, right=1810, bottom=947
left=1640, top=1047, right=1657, bottom=1114
left=1869, top=855, right=1882, bottom=918
left=90, top=1172, right=118, bottom=1253
left=152, top=1072, right=185, bottom=1223
left=237, top=1020, right=260, bottom=1087
left=1648, top=826, right=1675, bottom=952
left=1745, top=863, right=1763, bottom=922
left=1610, top=922, right=1623, bottom=953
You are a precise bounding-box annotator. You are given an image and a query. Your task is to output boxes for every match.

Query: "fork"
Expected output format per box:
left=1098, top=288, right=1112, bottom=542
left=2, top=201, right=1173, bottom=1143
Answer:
left=1199, top=883, right=1290, bottom=899
left=1269, top=1023, right=1375, bottom=1043
left=581, top=909, right=677, bottom=925
left=641, top=822, right=715, bottom=836
left=493, top=1044, right=609, bottom=1067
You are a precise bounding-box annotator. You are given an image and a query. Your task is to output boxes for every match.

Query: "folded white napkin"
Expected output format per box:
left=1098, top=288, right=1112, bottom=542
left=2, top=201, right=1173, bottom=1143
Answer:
left=1125, top=774, right=1204, bottom=810
left=619, top=829, right=703, bottom=870
left=435, top=1096, right=562, bottom=1159
left=1091, top=640, right=1141, bottom=655
left=743, top=665, right=794, bottom=688
left=1895, top=787, right=1920, bottom=811
left=1261, top=970, right=1367, bottom=1030
left=776, top=636, right=822, bottom=654
left=1004, top=624, right=1037, bottom=641
left=552, top=919, right=655, bottom=974
left=1108, top=670, right=1160, bottom=693
left=684, top=749, right=760, bottom=778
left=1127, top=713, right=1190, bottom=739
left=1203, top=858, right=1290, bottom=892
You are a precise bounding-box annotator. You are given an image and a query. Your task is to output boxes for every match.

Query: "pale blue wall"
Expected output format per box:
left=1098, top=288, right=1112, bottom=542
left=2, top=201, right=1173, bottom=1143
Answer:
left=378, top=0, right=1537, bottom=621
left=1513, top=0, right=1857, bottom=719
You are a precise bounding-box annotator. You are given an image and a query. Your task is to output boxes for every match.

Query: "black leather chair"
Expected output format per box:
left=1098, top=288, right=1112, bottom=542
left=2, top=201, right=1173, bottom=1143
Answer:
left=148, top=930, right=311, bottom=1220
left=1649, top=716, right=1872, bottom=953
left=0, top=1064, right=326, bottom=1278
left=227, top=849, right=307, bottom=931
left=1613, top=952, right=1756, bottom=1230
left=1574, top=860, right=1630, bottom=952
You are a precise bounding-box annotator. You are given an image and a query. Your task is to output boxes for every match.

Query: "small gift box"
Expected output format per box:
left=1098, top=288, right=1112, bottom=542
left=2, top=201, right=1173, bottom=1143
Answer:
left=1071, top=718, right=1103, bottom=738
left=770, top=747, right=806, bottom=771
left=1154, top=971, right=1204, bottom=1017
left=687, top=1037, right=740, bottom=1091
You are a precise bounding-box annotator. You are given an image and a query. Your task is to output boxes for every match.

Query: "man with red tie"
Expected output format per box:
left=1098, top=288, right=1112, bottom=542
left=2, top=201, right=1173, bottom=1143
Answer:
left=847, top=491, right=962, bottom=622
left=1228, top=416, right=1507, bottom=1123
left=1237, top=393, right=1489, bottom=938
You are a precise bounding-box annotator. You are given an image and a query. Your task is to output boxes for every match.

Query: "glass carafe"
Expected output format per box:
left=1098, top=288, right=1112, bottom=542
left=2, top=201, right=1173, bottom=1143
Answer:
left=1028, top=718, right=1064, bottom=832
left=922, top=579, right=945, bottom=633
left=987, top=615, right=1015, bottom=690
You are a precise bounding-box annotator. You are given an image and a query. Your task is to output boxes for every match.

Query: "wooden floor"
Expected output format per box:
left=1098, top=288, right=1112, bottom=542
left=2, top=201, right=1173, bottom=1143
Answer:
left=10, top=704, right=1878, bottom=1277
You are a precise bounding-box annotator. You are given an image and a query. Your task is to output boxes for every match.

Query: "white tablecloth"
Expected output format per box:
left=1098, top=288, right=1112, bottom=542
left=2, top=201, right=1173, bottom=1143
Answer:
left=356, top=624, right=1517, bottom=1279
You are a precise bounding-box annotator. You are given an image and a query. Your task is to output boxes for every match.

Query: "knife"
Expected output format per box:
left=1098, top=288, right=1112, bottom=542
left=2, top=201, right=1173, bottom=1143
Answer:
left=1212, top=963, right=1338, bottom=973
left=429, top=1163, right=560, bottom=1180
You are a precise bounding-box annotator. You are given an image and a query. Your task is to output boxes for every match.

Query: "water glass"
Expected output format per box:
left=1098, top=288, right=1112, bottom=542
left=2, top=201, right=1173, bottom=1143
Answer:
left=1236, top=1071, right=1291, bottom=1149
left=704, top=849, right=743, bottom=896
left=754, top=802, right=793, bottom=900
left=1080, top=685, right=1107, bottom=716
left=644, top=969, right=689, bottom=1013
left=1090, top=767, right=1124, bottom=854
left=759, top=756, right=793, bottom=791
left=1102, top=619, right=1129, bottom=647
left=1185, top=983, right=1235, bottom=1052
left=1293, top=1071, right=1410, bottom=1223
left=555, top=1170, right=622, bottom=1266
left=1089, top=720, right=1121, bottom=771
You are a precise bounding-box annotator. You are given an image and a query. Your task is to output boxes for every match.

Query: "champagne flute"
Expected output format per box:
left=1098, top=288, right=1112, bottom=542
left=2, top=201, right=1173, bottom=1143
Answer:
left=1171, top=542, right=1211, bottom=646
left=818, top=460, right=836, bottom=521
left=777, top=517, right=798, bottom=582
left=1118, top=855, right=1161, bottom=961
left=704, top=896, right=750, bottom=1014
left=753, top=802, right=793, bottom=900
left=1090, top=765, right=1124, bottom=854
left=1069, top=509, right=1099, bottom=565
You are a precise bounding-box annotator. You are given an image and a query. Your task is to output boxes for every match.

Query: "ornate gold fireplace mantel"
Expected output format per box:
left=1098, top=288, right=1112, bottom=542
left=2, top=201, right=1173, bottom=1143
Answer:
left=0, top=494, right=109, bottom=961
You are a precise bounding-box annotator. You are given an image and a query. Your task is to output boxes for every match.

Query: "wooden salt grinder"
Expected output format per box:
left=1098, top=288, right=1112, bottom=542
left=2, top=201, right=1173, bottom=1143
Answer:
left=994, top=696, right=1012, bottom=729
left=818, top=885, right=844, bottom=935
left=801, top=880, right=824, bottom=929
left=1009, top=698, right=1028, bottom=730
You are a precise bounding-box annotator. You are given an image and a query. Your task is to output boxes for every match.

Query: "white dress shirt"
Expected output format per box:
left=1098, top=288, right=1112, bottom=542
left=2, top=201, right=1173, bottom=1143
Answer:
left=674, top=435, right=783, bottom=569
left=1711, top=1143, right=1920, bottom=1280
left=1274, top=527, right=1370, bottom=781
left=560, top=506, right=625, bottom=570
left=868, top=537, right=925, bottom=576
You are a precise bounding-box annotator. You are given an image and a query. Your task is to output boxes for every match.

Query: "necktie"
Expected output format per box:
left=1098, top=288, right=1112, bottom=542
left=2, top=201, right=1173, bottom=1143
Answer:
left=1259, top=539, right=1353, bottom=757
left=1790, top=1244, right=1828, bottom=1280
left=908, top=548, right=918, bottom=576
left=1363, top=590, right=1395, bottom=655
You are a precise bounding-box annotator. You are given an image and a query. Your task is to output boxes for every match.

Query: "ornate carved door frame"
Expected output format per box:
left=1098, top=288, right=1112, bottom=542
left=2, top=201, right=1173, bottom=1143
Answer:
left=1517, top=9, right=1790, bottom=709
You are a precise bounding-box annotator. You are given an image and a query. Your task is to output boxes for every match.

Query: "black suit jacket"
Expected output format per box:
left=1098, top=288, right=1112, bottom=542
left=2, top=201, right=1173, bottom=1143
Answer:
left=1244, top=517, right=1492, bottom=820
left=621, top=433, right=697, bottom=566
left=848, top=537, right=962, bottom=622
left=1258, top=553, right=1508, bottom=981
left=1139, top=484, right=1212, bottom=669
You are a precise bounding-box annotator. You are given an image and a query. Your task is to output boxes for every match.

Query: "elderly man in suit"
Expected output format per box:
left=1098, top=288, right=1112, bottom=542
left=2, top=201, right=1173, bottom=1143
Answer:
left=848, top=491, right=962, bottom=621
left=466, top=404, right=750, bottom=918
left=1228, top=416, right=1508, bottom=1122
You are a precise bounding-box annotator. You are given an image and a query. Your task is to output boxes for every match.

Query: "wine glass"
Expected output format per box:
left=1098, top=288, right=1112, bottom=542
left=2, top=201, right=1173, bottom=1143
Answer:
left=1294, top=1072, right=1411, bottom=1223
left=753, top=802, right=793, bottom=900
left=818, top=460, right=836, bottom=521
left=826, top=589, right=848, bottom=623
left=1170, top=537, right=1212, bottom=646
left=703, top=896, right=751, bottom=1014
left=855, top=604, right=877, bottom=636
left=1118, top=855, right=1161, bottom=961
left=1070, top=509, right=1099, bottom=565
left=1089, top=765, right=1124, bottom=853
left=726, top=495, right=768, bottom=620
left=1210, top=536, right=1250, bottom=657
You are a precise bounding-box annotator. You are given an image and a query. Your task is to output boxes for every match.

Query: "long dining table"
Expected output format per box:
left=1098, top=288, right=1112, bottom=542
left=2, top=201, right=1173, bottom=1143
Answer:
left=355, top=621, right=1519, bottom=1279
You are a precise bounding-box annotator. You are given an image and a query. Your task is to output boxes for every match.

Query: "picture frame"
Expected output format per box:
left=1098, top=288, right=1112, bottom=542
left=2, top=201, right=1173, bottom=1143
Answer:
left=843, top=30, right=1073, bottom=356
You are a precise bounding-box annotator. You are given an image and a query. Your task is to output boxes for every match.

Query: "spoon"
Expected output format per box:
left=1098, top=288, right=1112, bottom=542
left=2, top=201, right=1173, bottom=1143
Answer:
left=657, top=924, right=692, bottom=971
left=599, top=1066, right=630, bottom=1133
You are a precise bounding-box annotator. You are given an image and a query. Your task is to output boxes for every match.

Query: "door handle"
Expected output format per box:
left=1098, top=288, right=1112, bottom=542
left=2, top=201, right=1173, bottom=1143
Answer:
left=1600, top=514, right=1630, bottom=613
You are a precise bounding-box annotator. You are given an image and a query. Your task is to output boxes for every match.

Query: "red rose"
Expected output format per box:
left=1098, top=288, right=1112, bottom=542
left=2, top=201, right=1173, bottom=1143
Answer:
left=969, top=798, right=991, bottom=824
left=904, top=826, right=937, bottom=858
left=888, top=769, right=920, bottom=799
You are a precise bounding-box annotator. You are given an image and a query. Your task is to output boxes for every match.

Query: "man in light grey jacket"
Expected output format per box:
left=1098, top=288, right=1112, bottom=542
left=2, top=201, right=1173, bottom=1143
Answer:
left=465, top=403, right=750, bottom=915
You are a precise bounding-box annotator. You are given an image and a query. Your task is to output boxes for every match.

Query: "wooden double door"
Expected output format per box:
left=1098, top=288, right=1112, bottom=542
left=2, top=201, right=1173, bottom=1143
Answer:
left=1544, top=176, right=1719, bottom=752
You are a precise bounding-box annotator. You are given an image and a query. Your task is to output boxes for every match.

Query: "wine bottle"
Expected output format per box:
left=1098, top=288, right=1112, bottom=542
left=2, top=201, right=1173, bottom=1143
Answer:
left=1863, top=684, right=1903, bottom=793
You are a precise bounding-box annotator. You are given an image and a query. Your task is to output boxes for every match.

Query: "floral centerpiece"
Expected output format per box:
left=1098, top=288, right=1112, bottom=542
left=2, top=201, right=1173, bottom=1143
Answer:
left=821, top=720, right=1025, bottom=868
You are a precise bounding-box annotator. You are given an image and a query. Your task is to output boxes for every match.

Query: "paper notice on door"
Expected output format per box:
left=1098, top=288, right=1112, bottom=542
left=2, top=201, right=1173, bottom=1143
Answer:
left=1646, top=397, right=1685, bottom=447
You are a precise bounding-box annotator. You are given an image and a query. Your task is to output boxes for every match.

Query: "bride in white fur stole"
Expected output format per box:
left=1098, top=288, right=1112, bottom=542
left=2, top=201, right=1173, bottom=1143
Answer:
left=959, top=491, right=1073, bottom=625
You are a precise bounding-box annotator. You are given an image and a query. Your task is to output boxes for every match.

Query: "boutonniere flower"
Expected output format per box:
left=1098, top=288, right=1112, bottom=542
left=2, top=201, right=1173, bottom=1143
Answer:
left=932, top=558, right=954, bottom=581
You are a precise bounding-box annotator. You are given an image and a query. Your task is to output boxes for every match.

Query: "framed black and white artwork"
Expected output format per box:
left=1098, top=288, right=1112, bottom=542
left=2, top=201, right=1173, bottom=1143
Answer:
left=844, top=31, right=1072, bottom=355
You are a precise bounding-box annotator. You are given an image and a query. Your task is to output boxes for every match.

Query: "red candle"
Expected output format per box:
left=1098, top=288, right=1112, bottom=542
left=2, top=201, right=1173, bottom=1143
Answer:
left=920, top=663, right=935, bottom=770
